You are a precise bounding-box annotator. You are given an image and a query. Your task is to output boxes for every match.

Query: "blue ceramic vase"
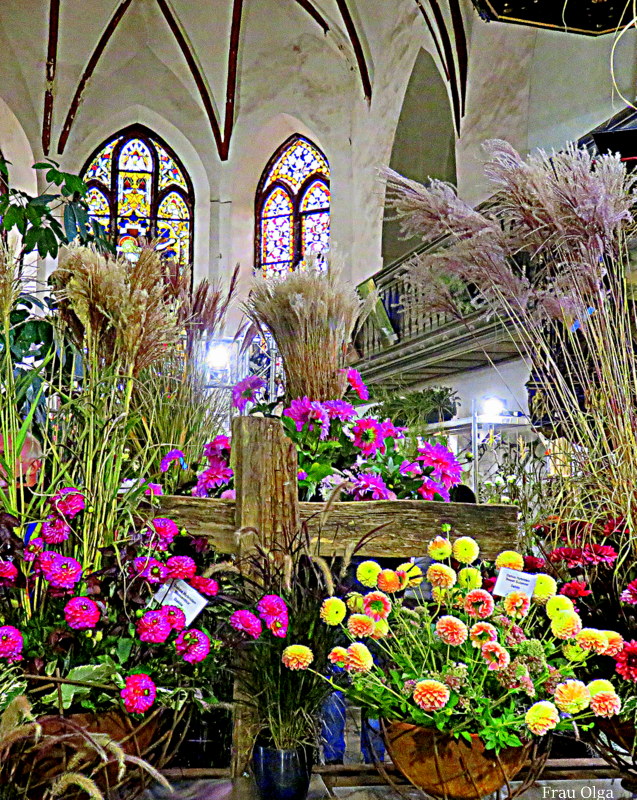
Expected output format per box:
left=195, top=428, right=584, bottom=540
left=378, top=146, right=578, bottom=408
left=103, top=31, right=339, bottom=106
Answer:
left=252, top=744, right=313, bottom=800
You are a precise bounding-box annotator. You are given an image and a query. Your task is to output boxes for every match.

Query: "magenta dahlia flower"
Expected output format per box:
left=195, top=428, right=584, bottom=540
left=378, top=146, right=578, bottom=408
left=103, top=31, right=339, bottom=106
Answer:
left=175, top=629, right=211, bottom=663
left=257, top=594, right=289, bottom=636
left=160, top=448, right=186, bottom=473
left=417, top=478, right=450, bottom=502
left=166, top=555, right=197, bottom=580
left=0, top=560, right=17, bottom=586
left=283, top=397, right=330, bottom=439
left=323, top=400, right=356, bottom=421
left=43, top=555, right=83, bottom=589
left=232, top=375, right=266, bottom=412
left=137, top=610, right=172, bottom=643
left=37, top=550, right=60, bottom=574
left=23, top=536, right=43, bottom=563
left=193, top=457, right=234, bottom=497
left=621, top=580, right=637, bottom=605
left=144, top=482, right=163, bottom=496
left=189, top=575, right=219, bottom=596
left=220, top=489, right=236, bottom=500
left=121, top=673, right=156, bottom=714
left=230, top=609, right=262, bottom=639
left=49, top=487, right=85, bottom=518
left=399, top=460, right=422, bottom=477
left=0, top=626, right=23, bottom=662
left=615, top=641, right=637, bottom=683
left=64, top=597, right=101, bottom=630
left=41, top=515, right=71, bottom=544
left=583, top=543, right=618, bottom=566
left=548, top=547, right=584, bottom=568
left=352, top=418, right=384, bottom=457
left=132, top=556, right=168, bottom=584
left=204, top=435, right=231, bottom=460
left=346, top=368, right=369, bottom=401
left=379, top=419, right=406, bottom=441
left=417, top=443, right=462, bottom=488
left=148, top=517, right=179, bottom=550
left=560, top=579, right=592, bottom=599
left=162, top=605, right=186, bottom=631
left=350, top=473, right=396, bottom=501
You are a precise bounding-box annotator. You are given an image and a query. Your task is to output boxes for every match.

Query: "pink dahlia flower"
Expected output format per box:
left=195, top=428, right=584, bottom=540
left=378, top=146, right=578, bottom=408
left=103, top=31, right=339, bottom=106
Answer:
left=64, top=597, right=101, bottom=630
left=41, top=515, right=71, bottom=544
left=193, top=457, right=234, bottom=497
left=351, top=473, right=396, bottom=501
left=232, top=376, right=265, bottom=413
left=0, top=560, right=17, bottom=586
left=132, top=556, right=168, bottom=584
left=323, top=400, right=356, bottom=421
left=204, top=435, right=231, bottom=460
left=148, top=517, right=179, bottom=550
left=166, top=555, right=197, bottom=580
left=583, top=543, right=617, bottom=566
left=346, top=368, right=369, bottom=401
left=220, top=489, right=236, bottom=500
left=189, top=575, right=219, bottom=596
left=49, top=487, right=85, bottom=518
left=121, top=674, right=156, bottom=714
left=283, top=397, right=330, bottom=439
left=144, top=482, right=163, bottom=496
left=621, top=580, right=637, bottom=605
left=43, top=555, right=82, bottom=589
left=160, top=449, right=186, bottom=473
left=399, top=460, right=422, bottom=477
left=417, top=478, right=450, bottom=502
left=230, top=609, right=262, bottom=639
left=352, top=418, right=384, bottom=457
left=175, top=629, right=211, bottom=663
left=417, top=443, right=462, bottom=488
left=0, top=626, right=23, bottom=662
left=257, top=594, right=289, bottom=637
left=162, top=605, right=186, bottom=631
left=137, top=610, right=171, bottom=643
left=23, top=536, right=43, bottom=563
left=379, top=419, right=406, bottom=441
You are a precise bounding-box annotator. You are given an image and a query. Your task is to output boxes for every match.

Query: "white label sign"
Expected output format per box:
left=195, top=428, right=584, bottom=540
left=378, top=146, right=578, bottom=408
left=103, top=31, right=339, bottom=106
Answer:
left=493, top=567, right=537, bottom=598
left=153, top=579, right=208, bottom=626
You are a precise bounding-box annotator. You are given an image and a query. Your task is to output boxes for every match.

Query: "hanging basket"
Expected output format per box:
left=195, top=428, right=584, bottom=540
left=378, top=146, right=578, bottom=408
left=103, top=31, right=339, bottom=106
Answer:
left=382, top=721, right=550, bottom=800
left=589, top=719, right=637, bottom=791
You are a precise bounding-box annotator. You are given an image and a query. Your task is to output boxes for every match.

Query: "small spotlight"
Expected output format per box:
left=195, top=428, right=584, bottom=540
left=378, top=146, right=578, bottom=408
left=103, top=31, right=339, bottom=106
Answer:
left=207, top=343, right=230, bottom=370
left=481, top=396, right=506, bottom=420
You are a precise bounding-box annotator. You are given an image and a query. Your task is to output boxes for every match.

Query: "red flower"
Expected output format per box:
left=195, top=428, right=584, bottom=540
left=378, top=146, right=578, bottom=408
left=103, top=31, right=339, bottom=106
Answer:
left=64, top=597, right=101, bottom=630
left=166, top=556, right=197, bottom=580
left=615, top=640, right=637, bottom=683
left=189, top=576, right=219, bottom=596
left=175, top=629, right=210, bottom=663
left=559, top=580, right=592, bottom=599
left=582, top=543, right=617, bottom=566
left=162, top=605, right=186, bottom=631
left=548, top=547, right=584, bottom=568
left=523, top=556, right=546, bottom=573
left=41, top=515, right=71, bottom=544
left=0, top=560, right=17, bottom=586
left=603, top=517, right=628, bottom=538
left=49, top=488, right=85, bottom=518
left=137, top=610, right=172, bottom=643
left=43, top=555, right=82, bottom=589
left=483, top=576, right=497, bottom=594
left=121, top=674, right=156, bottom=714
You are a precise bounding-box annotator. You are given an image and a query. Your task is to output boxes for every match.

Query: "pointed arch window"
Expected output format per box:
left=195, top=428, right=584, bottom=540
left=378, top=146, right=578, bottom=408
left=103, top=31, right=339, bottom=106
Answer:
left=82, top=125, right=194, bottom=270
left=255, top=135, right=330, bottom=277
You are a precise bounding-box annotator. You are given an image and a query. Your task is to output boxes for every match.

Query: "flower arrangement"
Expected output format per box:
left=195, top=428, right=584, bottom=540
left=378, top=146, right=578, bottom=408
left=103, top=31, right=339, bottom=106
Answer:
left=282, top=532, right=623, bottom=753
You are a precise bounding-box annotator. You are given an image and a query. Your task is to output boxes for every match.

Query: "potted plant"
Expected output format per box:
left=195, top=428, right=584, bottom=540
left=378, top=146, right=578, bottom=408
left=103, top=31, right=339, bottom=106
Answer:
left=281, top=531, right=624, bottom=799
left=373, top=385, right=460, bottom=429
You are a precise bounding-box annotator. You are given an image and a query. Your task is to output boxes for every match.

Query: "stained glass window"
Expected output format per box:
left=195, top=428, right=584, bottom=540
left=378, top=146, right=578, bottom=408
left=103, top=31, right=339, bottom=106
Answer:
left=82, top=126, right=194, bottom=271
left=255, top=135, right=330, bottom=278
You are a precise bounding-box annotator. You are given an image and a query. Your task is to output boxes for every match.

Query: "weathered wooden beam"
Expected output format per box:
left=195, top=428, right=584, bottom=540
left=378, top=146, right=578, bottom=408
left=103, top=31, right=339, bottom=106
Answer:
left=155, top=496, right=518, bottom=559
left=42, top=0, right=60, bottom=156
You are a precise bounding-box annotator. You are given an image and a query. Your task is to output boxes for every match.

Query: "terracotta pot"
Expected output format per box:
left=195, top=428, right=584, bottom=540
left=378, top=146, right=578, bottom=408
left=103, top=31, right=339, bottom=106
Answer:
left=383, top=721, right=531, bottom=800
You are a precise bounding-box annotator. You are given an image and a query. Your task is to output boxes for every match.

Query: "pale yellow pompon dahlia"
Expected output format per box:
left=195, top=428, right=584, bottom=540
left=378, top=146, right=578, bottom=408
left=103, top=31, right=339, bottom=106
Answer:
left=525, top=701, right=560, bottom=735
left=587, top=679, right=615, bottom=697
left=575, top=628, right=608, bottom=655
left=282, top=645, right=314, bottom=670
left=413, top=679, right=450, bottom=712
left=397, top=561, right=423, bottom=587
left=458, top=567, right=482, bottom=590
left=553, top=680, right=590, bottom=714
left=346, top=592, right=365, bottom=613
left=546, top=595, right=574, bottom=619
left=347, top=613, right=376, bottom=638
left=551, top=610, right=583, bottom=640
left=495, top=550, right=524, bottom=571
left=427, top=536, right=452, bottom=560
left=356, top=560, right=382, bottom=588
left=426, top=563, right=457, bottom=589
left=372, top=618, right=390, bottom=639
left=533, top=574, right=557, bottom=604
left=345, top=642, right=374, bottom=673
left=452, top=536, right=480, bottom=565
left=602, top=631, right=624, bottom=657
left=320, top=597, right=347, bottom=626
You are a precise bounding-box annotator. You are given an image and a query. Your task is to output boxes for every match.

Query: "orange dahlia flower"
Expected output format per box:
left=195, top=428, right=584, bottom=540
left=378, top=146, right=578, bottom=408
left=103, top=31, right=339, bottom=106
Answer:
left=553, top=680, right=590, bottom=714
left=345, top=642, right=374, bottom=673
left=377, top=569, right=401, bottom=594
left=550, top=610, right=582, bottom=640
left=427, top=563, right=457, bottom=589
left=602, top=631, right=624, bottom=657
left=282, top=645, right=314, bottom=670
left=347, top=613, right=376, bottom=638
left=481, top=641, right=510, bottom=671
left=590, top=691, right=621, bottom=718
left=413, top=679, right=450, bottom=712
left=436, top=615, right=468, bottom=646
left=469, top=622, right=498, bottom=648
left=464, top=589, right=495, bottom=619
left=575, top=628, right=608, bottom=655
left=503, top=590, right=531, bottom=619
left=328, top=646, right=348, bottom=668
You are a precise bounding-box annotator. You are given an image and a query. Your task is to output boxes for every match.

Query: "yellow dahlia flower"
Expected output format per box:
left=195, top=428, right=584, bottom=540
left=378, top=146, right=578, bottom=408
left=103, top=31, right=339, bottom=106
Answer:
left=458, top=567, right=482, bottom=590
left=372, top=618, right=390, bottom=639
left=562, top=642, right=587, bottom=662
left=525, top=701, right=560, bottom=735
left=533, top=574, right=557, bottom=604
left=495, top=550, right=524, bottom=571
left=427, top=563, right=457, bottom=589
left=356, top=561, right=382, bottom=588
left=346, top=642, right=374, bottom=673
left=328, top=646, right=348, bottom=668
left=452, top=536, right=480, bottom=564
left=546, top=595, right=575, bottom=619
left=413, top=679, right=450, bottom=712
left=397, top=561, right=423, bottom=587
left=551, top=610, right=583, bottom=640
left=587, top=679, right=615, bottom=697
left=282, top=645, right=314, bottom=670
left=553, top=680, right=590, bottom=714
left=575, top=628, right=608, bottom=655
left=602, top=631, right=624, bottom=657
left=503, top=590, right=531, bottom=619
left=428, top=536, right=452, bottom=560
left=320, top=597, right=347, bottom=626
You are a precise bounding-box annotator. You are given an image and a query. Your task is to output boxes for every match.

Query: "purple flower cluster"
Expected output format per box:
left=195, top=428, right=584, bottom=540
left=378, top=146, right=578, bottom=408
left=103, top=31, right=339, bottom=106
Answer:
left=192, top=434, right=234, bottom=498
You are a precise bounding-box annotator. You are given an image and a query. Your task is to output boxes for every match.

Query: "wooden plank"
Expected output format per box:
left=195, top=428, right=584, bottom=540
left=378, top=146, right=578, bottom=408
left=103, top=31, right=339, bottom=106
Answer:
left=154, top=497, right=518, bottom=560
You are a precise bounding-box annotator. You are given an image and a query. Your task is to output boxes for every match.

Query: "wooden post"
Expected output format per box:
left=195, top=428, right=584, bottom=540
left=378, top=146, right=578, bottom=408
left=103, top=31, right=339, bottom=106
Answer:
left=230, top=416, right=299, bottom=777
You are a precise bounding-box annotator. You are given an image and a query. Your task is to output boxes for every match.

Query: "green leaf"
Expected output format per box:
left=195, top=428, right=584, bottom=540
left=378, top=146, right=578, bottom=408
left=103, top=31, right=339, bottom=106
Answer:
left=64, top=203, right=79, bottom=242
left=116, top=637, right=134, bottom=665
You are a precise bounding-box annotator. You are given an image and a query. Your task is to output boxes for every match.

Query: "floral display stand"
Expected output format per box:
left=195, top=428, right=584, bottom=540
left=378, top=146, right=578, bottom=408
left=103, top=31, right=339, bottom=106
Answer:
left=157, top=416, right=519, bottom=776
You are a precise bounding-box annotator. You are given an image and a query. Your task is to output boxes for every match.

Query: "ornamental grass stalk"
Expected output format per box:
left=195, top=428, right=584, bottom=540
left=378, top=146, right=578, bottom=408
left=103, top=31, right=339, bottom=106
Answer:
left=243, top=255, right=372, bottom=401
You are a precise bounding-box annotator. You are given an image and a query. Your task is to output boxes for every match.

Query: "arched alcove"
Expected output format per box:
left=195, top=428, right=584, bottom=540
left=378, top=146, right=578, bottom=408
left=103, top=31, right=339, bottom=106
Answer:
left=382, top=48, right=456, bottom=265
